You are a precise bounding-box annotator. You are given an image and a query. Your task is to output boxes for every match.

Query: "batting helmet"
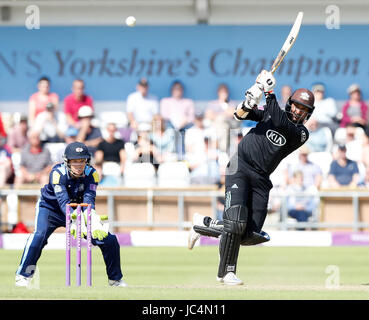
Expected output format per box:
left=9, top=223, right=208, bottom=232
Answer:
left=285, top=88, right=315, bottom=125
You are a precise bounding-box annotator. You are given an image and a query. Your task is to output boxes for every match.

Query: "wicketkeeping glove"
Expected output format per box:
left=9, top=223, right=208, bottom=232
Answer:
left=84, top=208, right=109, bottom=241
left=70, top=208, right=109, bottom=241
left=70, top=209, right=87, bottom=239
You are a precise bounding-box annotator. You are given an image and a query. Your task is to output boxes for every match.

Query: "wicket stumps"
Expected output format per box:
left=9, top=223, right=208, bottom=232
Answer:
left=66, top=203, right=92, bottom=287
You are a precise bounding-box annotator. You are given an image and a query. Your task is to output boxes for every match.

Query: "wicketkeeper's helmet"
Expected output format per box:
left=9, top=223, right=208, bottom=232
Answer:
left=63, top=141, right=91, bottom=171
left=285, top=88, right=315, bottom=125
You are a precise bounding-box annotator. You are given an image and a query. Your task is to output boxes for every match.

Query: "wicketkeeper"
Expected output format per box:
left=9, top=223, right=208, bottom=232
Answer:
left=15, top=141, right=127, bottom=287
left=188, top=70, right=315, bottom=285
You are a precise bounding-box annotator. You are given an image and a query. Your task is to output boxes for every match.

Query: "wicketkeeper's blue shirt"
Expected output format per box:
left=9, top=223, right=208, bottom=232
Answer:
left=39, top=163, right=99, bottom=216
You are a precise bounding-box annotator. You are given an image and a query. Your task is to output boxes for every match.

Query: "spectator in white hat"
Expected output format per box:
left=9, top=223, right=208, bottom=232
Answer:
left=76, top=105, right=102, bottom=157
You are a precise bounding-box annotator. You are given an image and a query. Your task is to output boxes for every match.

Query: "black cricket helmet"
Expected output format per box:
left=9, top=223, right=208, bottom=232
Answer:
left=285, top=88, right=315, bottom=125
left=63, top=141, right=91, bottom=173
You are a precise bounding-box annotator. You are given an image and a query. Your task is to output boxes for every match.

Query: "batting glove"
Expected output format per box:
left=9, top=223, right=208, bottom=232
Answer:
left=234, top=84, right=263, bottom=121
left=245, top=83, right=263, bottom=108
left=256, top=70, right=276, bottom=96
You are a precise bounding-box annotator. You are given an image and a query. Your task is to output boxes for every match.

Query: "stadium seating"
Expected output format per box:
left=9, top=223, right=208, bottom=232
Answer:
left=334, top=126, right=365, bottom=145
left=100, top=161, right=122, bottom=186
left=124, top=162, right=156, bottom=188
left=157, top=162, right=190, bottom=187
left=123, top=142, right=136, bottom=164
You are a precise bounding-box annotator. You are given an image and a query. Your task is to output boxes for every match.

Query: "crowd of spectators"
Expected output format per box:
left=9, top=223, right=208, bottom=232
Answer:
left=1, top=76, right=369, bottom=225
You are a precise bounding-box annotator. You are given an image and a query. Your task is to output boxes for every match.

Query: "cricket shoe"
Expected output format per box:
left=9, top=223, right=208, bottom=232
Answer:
left=218, top=272, right=243, bottom=286
left=15, top=275, right=32, bottom=287
left=188, top=213, right=205, bottom=250
left=109, top=278, right=128, bottom=287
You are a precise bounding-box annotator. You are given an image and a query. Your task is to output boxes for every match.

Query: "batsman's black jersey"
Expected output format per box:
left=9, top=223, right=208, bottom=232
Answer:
left=238, top=94, right=309, bottom=176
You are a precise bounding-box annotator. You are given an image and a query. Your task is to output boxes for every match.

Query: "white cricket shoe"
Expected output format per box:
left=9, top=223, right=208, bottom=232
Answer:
left=15, top=275, right=32, bottom=287
left=109, top=278, right=128, bottom=287
left=219, top=272, right=243, bottom=286
left=188, top=213, right=205, bottom=250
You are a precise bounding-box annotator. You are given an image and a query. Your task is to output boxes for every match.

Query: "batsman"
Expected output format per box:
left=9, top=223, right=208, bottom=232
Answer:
left=15, top=141, right=127, bottom=287
left=188, top=70, right=315, bottom=285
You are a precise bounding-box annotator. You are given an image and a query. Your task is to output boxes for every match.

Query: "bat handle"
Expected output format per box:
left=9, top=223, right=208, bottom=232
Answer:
left=235, top=108, right=246, bottom=119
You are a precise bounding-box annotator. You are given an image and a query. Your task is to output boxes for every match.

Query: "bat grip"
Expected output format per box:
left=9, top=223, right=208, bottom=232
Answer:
left=234, top=103, right=250, bottom=120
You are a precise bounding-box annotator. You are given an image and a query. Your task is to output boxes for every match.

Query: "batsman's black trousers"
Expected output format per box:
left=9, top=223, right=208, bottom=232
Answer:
left=224, top=154, right=273, bottom=234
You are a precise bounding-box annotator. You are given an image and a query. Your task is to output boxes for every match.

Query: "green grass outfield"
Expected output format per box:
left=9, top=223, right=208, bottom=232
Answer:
left=1, top=246, right=369, bottom=300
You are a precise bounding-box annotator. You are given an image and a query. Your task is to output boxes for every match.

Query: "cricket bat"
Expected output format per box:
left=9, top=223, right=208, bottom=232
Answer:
left=235, top=12, right=303, bottom=119
left=270, top=11, right=304, bottom=74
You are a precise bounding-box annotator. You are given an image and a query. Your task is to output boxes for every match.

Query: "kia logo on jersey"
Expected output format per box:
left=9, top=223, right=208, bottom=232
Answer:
left=266, top=129, right=286, bottom=146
